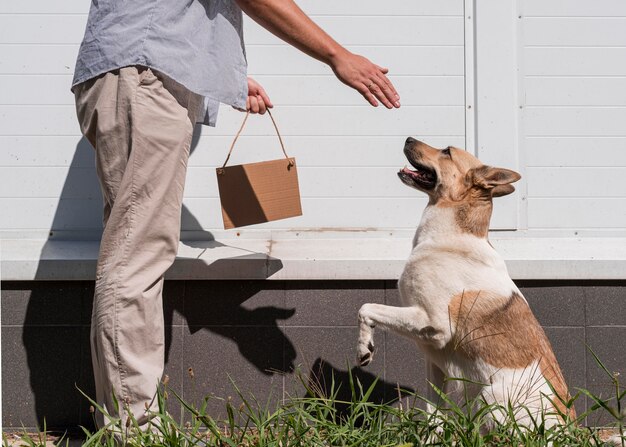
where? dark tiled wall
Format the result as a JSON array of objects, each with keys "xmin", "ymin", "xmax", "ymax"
[{"xmin": 2, "ymin": 280, "xmax": 625, "ymax": 431}]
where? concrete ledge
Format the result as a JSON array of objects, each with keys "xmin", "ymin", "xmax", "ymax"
[{"xmin": 2, "ymin": 233, "xmax": 626, "ymax": 280}]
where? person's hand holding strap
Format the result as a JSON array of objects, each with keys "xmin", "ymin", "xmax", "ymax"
[{"xmin": 246, "ymin": 77, "xmax": 273, "ymax": 114}]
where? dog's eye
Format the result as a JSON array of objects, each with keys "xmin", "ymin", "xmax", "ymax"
[{"xmin": 442, "ymin": 147, "xmax": 451, "ymax": 157}]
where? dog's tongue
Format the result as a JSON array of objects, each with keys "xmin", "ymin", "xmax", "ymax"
[
  {"xmin": 400, "ymin": 165, "xmax": 433, "ymax": 183},
  {"xmin": 401, "ymin": 166, "xmax": 422, "ymax": 177}
]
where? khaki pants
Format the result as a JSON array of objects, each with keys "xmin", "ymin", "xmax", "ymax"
[{"xmin": 74, "ymin": 66, "xmax": 201, "ymax": 428}]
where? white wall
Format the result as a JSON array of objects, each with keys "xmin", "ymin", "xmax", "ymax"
[
  {"xmin": 1, "ymin": 0, "xmax": 625, "ymax": 239},
  {"xmin": 520, "ymin": 0, "xmax": 626, "ymax": 232}
]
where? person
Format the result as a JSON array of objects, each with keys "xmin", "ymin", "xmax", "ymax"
[{"xmin": 72, "ymin": 0, "xmax": 400, "ymax": 429}]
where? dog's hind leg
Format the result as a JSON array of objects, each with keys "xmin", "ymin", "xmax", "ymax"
[
  {"xmin": 357, "ymin": 303, "xmax": 437, "ymax": 366},
  {"xmin": 426, "ymin": 360, "xmax": 446, "ymax": 406},
  {"xmin": 423, "ymin": 361, "xmax": 450, "ymax": 442}
]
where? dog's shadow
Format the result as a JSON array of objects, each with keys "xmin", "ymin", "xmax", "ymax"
[{"xmin": 298, "ymin": 358, "xmax": 415, "ymax": 424}]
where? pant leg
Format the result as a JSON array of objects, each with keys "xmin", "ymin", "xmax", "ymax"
[{"xmin": 74, "ymin": 66, "xmax": 200, "ymax": 428}]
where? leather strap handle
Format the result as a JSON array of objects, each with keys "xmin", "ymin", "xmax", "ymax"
[{"xmin": 219, "ymin": 109, "xmax": 293, "ymax": 172}]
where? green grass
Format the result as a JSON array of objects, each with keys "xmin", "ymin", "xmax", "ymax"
[{"xmin": 4, "ymin": 354, "xmax": 625, "ymax": 447}]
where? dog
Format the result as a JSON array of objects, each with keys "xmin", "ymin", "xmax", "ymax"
[{"xmin": 357, "ymin": 137, "xmax": 573, "ymax": 427}]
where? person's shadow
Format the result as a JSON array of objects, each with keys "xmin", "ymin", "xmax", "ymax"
[{"xmin": 19, "ymin": 124, "xmax": 295, "ymax": 430}]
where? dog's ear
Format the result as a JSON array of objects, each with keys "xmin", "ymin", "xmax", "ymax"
[
  {"xmin": 491, "ymin": 183, "xmax": 516, "ymax": 197},
  {"xmin": 470, "ymin": 166, "xmax": 521, "ymax": 197}
]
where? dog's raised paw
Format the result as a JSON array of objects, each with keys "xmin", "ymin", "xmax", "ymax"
[
  {"xmin": 357, "ymin": 341, "xmax": 374, "ymax": 366},
  {"xmin": 357, "ymin": 351, "xmax": 372, "ymax": 366}
]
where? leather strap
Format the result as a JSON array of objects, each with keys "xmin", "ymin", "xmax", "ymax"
[{"xmin": 220, "ymin": 109, "xmax": 293, "ymax": 171}]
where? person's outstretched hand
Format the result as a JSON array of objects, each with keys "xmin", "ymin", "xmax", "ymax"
[
  {"xmin": 330, "ymin": 49, "xmax": 400, "ymax": 109},
  {"xmin": 246, "ymin": 77, "xmax": 273, "ymax": 114},
  {"xmin": 235, "ymin": 0, "xmax": 400, "ymax": 110}
]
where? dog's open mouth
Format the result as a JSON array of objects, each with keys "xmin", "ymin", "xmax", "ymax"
[{"xmin": 398, "ymin": 163, "xmax": 437, "ymax": 190}]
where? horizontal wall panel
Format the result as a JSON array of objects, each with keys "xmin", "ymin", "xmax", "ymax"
[
  {"xmin": 0, "ymin": 15, "xmax": 464, "ymax": 47},
  {"xmin": 0, "ymin": 167, "xmax": 99, "ymax": 199},
  {"xmin": 0, "ymin": 15, "xmax": 86, "ymax": 44},
  {"xmin": 524, "ymin": 18, "xmax": 626, "ymax": 46},
  {"xmin": 528, "ymin": 198, "xmax": 626, "ymax": 229},
  {"xmin": 0, "ymin": 75, "xmax": 74, "ymax": 105},
  {"xmin": 190, "ymin": 136, "xmax": 465, "ymax": 168},
  {"xmin": 247, "ymin": 45, "xmax": 464, "ymax": 76},
  {"xmin": 523, "ymin": 0, "xmax": 626, "ymax": 17},
  {"xmin": 2, "ymin": 44, "xmax": 463, "ymax": 77},
  {"xmin": 2, "ymin": 166, "xmax": 423, "ymax": 199},
  {"xmin": 182, "ymin": 197, "xmax": 429, "ymax": 230},
  {"xmin": 524, "ymin": 48, "xmax": 626, "ymax": 76},
  {"xmin": 0, "ymin": 136, "xmax": 92, "ymax": 167},
  {"xmin": 0, "ymin": 135, "xmax": 466, "ymax": 168},
  {"xmin": 524, "ymin": 137, "xmax": 626, "ymax": 167},
  {"xmin": 0, "ymin": 74, "xmax": 463, "ymax": 107},
  {"xmin": 0, "ymin": 0, "xmax": 462, "ymax": 16},
  {"xmin": 0, "ymin": 106, "xmax": 80, "ymax": 136},
  {"xmin": 194, "ymin": 106, "xmax": 464, "ymax": 137},
  {"xmin": 527, "ymin": 168, "xmax": 626, "ymax": 198},
  {"xmin": 0, "ymin": 198, "xmax": 102, "ymax": 230},
  {"xmin": 296, "ymin": 0, "xmax": 463, "ymax": 16},
  {"xmin": 187, "ymin": 167, "xmax": 418, "ymax": 199},
  {"xmin": 0, "ymin": 1, "xmax": 88, "ymax": 13},
  {"xmin": 524, "ymin": 107, "xmax": 626, "ymax": 137},
  {"xmin": 0, "ymin": 105, "xmax": 463, "ymax": 137},
  {"xmin": 0, "ymin": 45, "xmax": 78, "ymax": 75},
  {"xmin": 0, "ymin": 0, "xmax": 462, "ymax": 15},
  {"xmin": 245, "ymin": 16, "xmax": 464, "ymax": 46},
  {"xmin": 224, "ymin": 75, "xmax": 463, "ymax": 107},
  {"xmin": 524, "ymin": 77, "xmax": 626, "ymax": 106},
  {"xmin": 1, "ymin": 197, "xmax": 430, "ymax": 230}
]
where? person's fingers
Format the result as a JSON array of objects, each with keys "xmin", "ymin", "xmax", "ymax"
[
  {"xmin": 359, "ymin": 71, "xmax": 400, "ymax": 109},
  {"xmin": 246, "ymin": 96, "xmax": 251, "ymax": 111},
  {"xmin": 375, "ymin": 72, "xmax": 400, "ymax": 107},
  {"xmin": 376, "ymin": 70, "xmax": 399, "ymax": 99},
  {"xmin": 256, "ymin": 86, "xmax": 273, "ymax": 108},
  {"xmin": 257, "ymin": 95, "xmax": 267, "ymax": 114},
  {"xmin": 368, "ymin": 78, "xmax": 393, "ymax": 109},
  {"xmin": 248, "ymin": 96, "xmax": 260, "ymax": 114},
  {"xmin": 358, "ymin": 83, "xmax": 379, "ymax": 107}
]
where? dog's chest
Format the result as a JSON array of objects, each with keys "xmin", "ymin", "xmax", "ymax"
[{"xmin": 398, "ymin": 235, "xmax": 515, "ymax": 310}]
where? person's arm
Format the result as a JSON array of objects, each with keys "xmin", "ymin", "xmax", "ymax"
[{"xmin": 235, "ymin": 0, "xmax": 400, "ymax": 109}]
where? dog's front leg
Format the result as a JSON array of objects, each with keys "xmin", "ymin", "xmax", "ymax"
[{"xmin": 357, "ymin": 303, "xmax": 439, "ymax": 366}]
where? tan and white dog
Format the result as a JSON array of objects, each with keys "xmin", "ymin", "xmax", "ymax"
[{"xmin": 357, "ymin": 138, "xmax": 573, "ymax": 426}]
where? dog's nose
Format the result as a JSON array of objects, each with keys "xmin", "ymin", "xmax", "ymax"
[{"xmin": 405, "ymin": 137, "xmax": 417, "ymax": 146}]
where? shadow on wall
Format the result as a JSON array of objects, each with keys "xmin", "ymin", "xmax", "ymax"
[
  {"xmin": 22, "ymin": 136, "xmax": 103, "ymax": 429},
  {"xmin": 17, "ymin": 127, "xmax": 407, "ymax": 431},
  {"xmin": 19, "ymin": 126, "xmax": 275, "ymax": 429}
]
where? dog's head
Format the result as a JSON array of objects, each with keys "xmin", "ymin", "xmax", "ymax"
[{"xmin": 398, "ymin": 137, "xmax": 521, "ymax": 203}]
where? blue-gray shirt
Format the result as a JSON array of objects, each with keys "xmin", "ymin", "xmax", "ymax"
[{"xmin": 72, "ymin": 0, "xmax": 248, "ymax": 126}]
